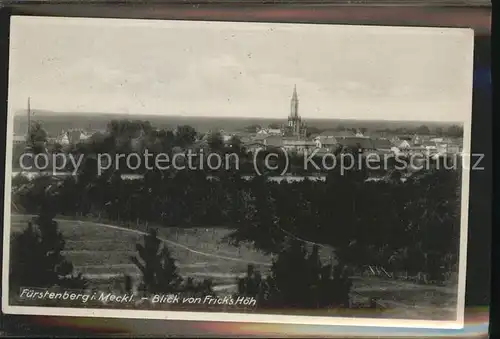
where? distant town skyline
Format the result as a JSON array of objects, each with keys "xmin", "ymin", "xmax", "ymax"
[{"xmin": 9, "ymin": 16, "xmax": 474, "ymax": 122}]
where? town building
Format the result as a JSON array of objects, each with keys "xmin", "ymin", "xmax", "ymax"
[
  {"xmin": 282, "ymin": 138, "xmax": 316, "ymax": 154},
  {"xmin": 445, "ymin": 143, "xmax": 462, "ymax": 154},
  {"xmin": 429, "ymin": 137, "xmax": 444, "ymax": 143},
  {"xmin": 314, "ymin": 136, "xmax": 338, "ymax": 152},
  {"xmin": 337, "ymin": 136, "xmax": 401, "ymax": 156},
  {"xmin": 221, "ymin": 134, "xmax": 233, "ymax": 144},
  {"xmin": 56, "ymin": 129, "xmax": 92, "ymax": 145},
  {"xmin": 397, "ymin": 140, "xmax": 412, "ymax": 150},
  {"xmin": 244, "ymin": 142, "xmax": 265, "ymax": 154},
  {"xmin": 391, "ymin": 134, "xmax": 421, "ymax": 147},
  {"xmin": 263, "ymin": 135, "xmax": 284, "ymax": 148},
  {"xmin": 371, "ymin": 138, "xmax": 394, "ymax": 154},
  {"xmin": 337, "ymin": 136, "xmax": 375, "ymax": 153},
  {"xmin": 13, "ymin": 134, "xmax": 26, "ymax": 145},
  {"xmin": 355, "ymin": 130, "xmax": 365, "ymax": 137},
  {"xmin": 257, "ymin": 128, "xmax": 282, "ymax": 136}
]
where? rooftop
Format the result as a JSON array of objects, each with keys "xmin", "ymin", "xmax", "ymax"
[
  {"xmin": 315, "ymin": 136, "xmax": 338, "ymax": 145},
  {"xmin": 337, "ymin": 136, "xmax": 374, "ymax": 150},
  {"xmin": 371, "ymin": 138, "xmax": 393, "ymax": 149}
]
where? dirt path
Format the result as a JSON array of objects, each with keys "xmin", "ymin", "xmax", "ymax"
[{"xmin": 10, "ymin": 214, "xmax": 271, "ymax": 267}]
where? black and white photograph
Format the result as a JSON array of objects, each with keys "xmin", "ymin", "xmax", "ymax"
[{"xmin": 3, "ymin": 16, "xmax": 474, "ymax": 327}]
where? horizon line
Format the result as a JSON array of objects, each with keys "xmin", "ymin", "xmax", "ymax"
[{"xmin": 12, "ymin": 109, "xmax": 463, "ymax": 125}]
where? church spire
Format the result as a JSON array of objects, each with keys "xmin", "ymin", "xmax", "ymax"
[
  {"xmin": 290, "ymin": 85, "xmax": 299, "ymax": 119},
  {"xmin": 286, "ymin": 85, "xmax": 306, "ymax": 138}
]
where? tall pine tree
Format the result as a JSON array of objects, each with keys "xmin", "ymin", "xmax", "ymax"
[
  {"xmin": 236, "ymin": 242, "xmax": 353, "ymax": 310},
  {"xmin": 10, "ymin": 203, "xmax": 87, "ymax": 292},
  {"xmin": 131, "ymin": 229, "xmax": 214, "ymax": 297},
  {"xmin": 130, "ymin": 229, "xmax": 182, "ymax": 294}
]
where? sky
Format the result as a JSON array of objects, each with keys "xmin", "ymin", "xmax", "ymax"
[{"xmin": 8, "ymin": 16, "xmax": 474, "ymax": 122}]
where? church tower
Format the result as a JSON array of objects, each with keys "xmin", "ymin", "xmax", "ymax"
[
  {"xmin": 290, "ymin": 85, "xmax": 299, "ymax": 119},
  {"xmin": 286, "ymin": 85, "xmax": 306, "ymax": 138}
]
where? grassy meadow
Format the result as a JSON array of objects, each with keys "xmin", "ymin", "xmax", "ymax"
[{"xmin": 9, "ymin": 214, "xmax": 457, "ymax": 319}]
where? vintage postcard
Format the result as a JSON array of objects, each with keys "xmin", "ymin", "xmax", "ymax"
[{"xmin": 2, "ymin": 16, "xmax": 474, "ymax": 328}]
